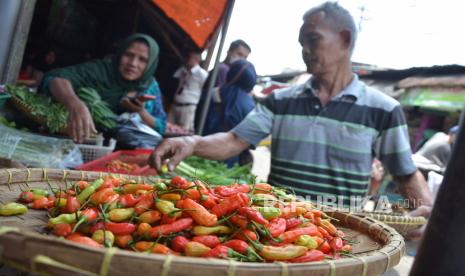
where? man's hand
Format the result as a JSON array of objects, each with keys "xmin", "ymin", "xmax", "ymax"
[
  {"xmin": 148, "ymin": 136, "xmax": 199, "ymax": 171},
  {"xmin": 67, "ymin": 100, "xmax": 96, "ymax": 143},
  {"xmin": 406, "ymin": 205, "xmax": 433, "ymax": 240},
  {"xmin": 120, "ymin": 96, "xmax": 144, "ymax": 113}
]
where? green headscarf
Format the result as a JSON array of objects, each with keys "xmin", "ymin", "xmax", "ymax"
[{"xmin": 40, "ymin": 33, "xmax": 160, "ymax": 111}]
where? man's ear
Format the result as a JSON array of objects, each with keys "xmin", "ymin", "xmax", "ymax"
[{"xmin": 339, "ymin": 29, "xmax": 352, "ymax": 51}]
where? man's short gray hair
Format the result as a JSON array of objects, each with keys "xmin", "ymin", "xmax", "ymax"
[{"xmin": 303, "ymin": 2, "xmax": 357, "ymax": 53}]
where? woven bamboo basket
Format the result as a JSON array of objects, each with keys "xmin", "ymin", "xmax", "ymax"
[
  {"xmin": 0, "ymin": 168, "xmax": 405, "ymax": 276},
  {"xmin": 348, "ymin": 212, "xmax": 426, "ymax": 236},
  {"xmin": 10, "ymin": 96, "xmax": 68, "ymax": 134}
]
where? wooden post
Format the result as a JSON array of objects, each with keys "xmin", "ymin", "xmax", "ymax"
[
  {"xmin": 196, "ymin": 0, "xmax": 236, "ymax": 135},
  {"xmin": 410, "ymin": 109, "xmax": 465, "ymax": 275},
  {"xmin": 0, "ymin": 0, "xmax": 36, "ymax": 84}
]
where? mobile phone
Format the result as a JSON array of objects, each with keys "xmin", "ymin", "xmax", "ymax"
[{"xmin": 136, "ymin": 94, "xmax": 156, "ymax": 102}]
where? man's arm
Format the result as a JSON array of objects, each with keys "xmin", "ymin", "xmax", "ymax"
[
  {"xmin": 394, "ymin": 170, "xmax": 434, "ymax": 208},
  {"xmin": 149, "ymin": 132, "xmax": 250, "ymax": 171}
]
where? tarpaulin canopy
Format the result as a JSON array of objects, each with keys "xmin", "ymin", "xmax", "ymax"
[
  {"xmin": 399, "ymin": 87, "xmax": 465, "ymax": 113},
  {"xmin": 151, "ymin": 0, "xmax": 228, "ymax": 49}
]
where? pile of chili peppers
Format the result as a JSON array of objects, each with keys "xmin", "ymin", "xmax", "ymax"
[
  {"xmin": 9, "ymin": 175, "xmax": 353, "ymax": 262},
  {"xmin": 106, "ymin": 160, "xmax": 141, "ymax": 174}
]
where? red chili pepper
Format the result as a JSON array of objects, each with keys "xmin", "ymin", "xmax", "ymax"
[
  {"xmin": 215, "ymin": 183, "xmax": 250, "ymax": 197},
  {"xmin": 318, "ymin": 219, "xmax": 337, "ymax": 235},
  {"xmin": 89, "ymin": 221, "xmax": 105, "ymax": 234},
  {"xmin": 104, "ymin": 222, "xmax": 136, "ymax": 235},
  {"xmin": 318, "ymin": 240, "xmax": 331, "ymax": 254},
  {"xmin": 134, "ymin": 241, "xmax": 172, "ymax": 254},
  {"xmin": 118, "ymin": 194, "xmax": 141, "ymax": 208},
  {"xmin": 65, "ymin": 196, "xmax": 80, "ymax": 213},
  {"xmin": 171, "ymin": 175, "xmax": 189, "ymax": 189},
  {"xmin": 238, "ymin": 207, "xmax": 268, "ymax": 225},
  {"xmin": 288, "ymin": 249, "xmax": 325, "ymax": 263},
  {"xmin": 134, "ymin": 193, "xmax": 154, "ymax": 214},
  {"xmin": 66, "ymin": 233, "xmax": 102, "ymax": 248},
  {"xmin": 115, "ymin": 234, "xmax": 133, "ymax": 249},
  {"xmin": 90, "ymin": 188, "xmax": 118, "ymax": 205},
  {"xmin": 229, "ymin": 215, "xmax": 248, "ymax": 229},
  {"xmin": 161, "ymin": 213, "xmax": 178, "ymax": 224},
  {"xmin": 18, "ymin": 191, "xmax": 34, "ymax": 203},
  {"xmin": 202, "ymin": 245, "xmax": 245, "ymax": 259},
  {"xmin": 31, "ymin": 196, "xmax": 54, "ymax": 209},
  {"xmin": 171, "ymin": 236, "xmax": 190, "ymax": 252},
  {"xmin": 330, "ymin": 237, "xmax": 343, "ymax": 252},
  {"xmin": 234, "ymin": 229, "xmax": 258, "ymax": 242},
  {"xmin": 76, "ymin": 181, "xmax": 90, "ymax": 190},
  {"xmin": 192, "ymin": 235, "xmax": 221, "ymax": 248},
  {"xmin": 200, "ymin": 194, "xmax": 217, "ymax": 209},
  {"xmin": 184, "ymin": 189, "xmax": 201, "ymax": 201},
  {"xmin": 121, "ymin": 184, "xmax": 152, "ymax": 194},
  {"xmin": 341, "ymin": 244, "xmax": 352, "ymax": 252},
  {"xmin": 137, "ymin": 222, "xmax": 152, "ymax": 236},
  {"xmin": 149, "ymin": 218, "xmax": 193, "ymax": 238},
  {"xmin": 318, "ymin": 226, "xmax": 332, "ymax": 240},
  {"xmin": 53, "ymin": 223, "xmax": 72, "ymax": 237},
  {"xmin": 182, "ymin": 198, "xmax": 217, "ymax": 226},
  {"xmin": 286, "ymin": 217, "xmax": 303, "ymax": 230},
  {"xmin": 211, "ymin": 193, "xmax": 250, "ymax": 218},
  {"xmin": 336, "ymin": 230, "xmax": 346, "ymax": 238},
  {"xmin": 222, "ymin": 239, "xmax": 249, "ymax": 254},
  {"xmin": 252, "ymin": 183, "xmax": 273, "ymax": 194},
  {"xmin": 138, "ymin": 210, "xmax": 161, "ymax": 224},
  {"xmin": 97, "ymin": 178, "xmax": 116, "ymax": 191},
  {"xmin": 268, "ymin": 218, "xmax": 287, "ymax": 238},
  {"xmin": 73, "ymin": 208, "xmax": 99, "ymax": 231},
  {"xmin": 279, "ymin": 225, "xmax": 319, "ymax": 244}
]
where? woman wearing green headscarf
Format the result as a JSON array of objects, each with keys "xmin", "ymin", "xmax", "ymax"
[{"xmin": 39, "ymin": 33, "xmax": 166, "ymax": 143}]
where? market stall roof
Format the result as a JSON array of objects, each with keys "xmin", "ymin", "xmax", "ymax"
[
  {"xmin": 151, "ymin": 0, "xmax": 228, "ymax": 49},
  {"xmin": 399, "ymin": 86, "xmax": 465, "ymax": 113}
]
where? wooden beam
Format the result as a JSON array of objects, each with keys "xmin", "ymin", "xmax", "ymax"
[{"xmin": 2, "ymin": 0, "xmax": 36, "ymax": 84}]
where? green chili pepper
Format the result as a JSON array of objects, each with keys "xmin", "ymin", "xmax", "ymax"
[
  {"xmin": 77, "ymin": 179, "xmax": 104, "ymax": 204},
  {"xmin": 0, "ymin": 202, "xmax": 28, "ymax": 216},
  {"xmin": 154, "ymin": 182, "xmax": 167, "ymax": 191},
  {"xmin": 155, "ymin": 199, "xmax": 182, "ymax": 217},
  {"xmin": 257, "ymin": 207, "xmax": 281, "ymax": 219},
  {"xmin": 31, "ymin": 189, "xmax": 49, "ymax": 199},
  {"xmin": 49, "ymin": 212, "xmax": 81, "ymax": 225},
  {"xmin": 109, "ymin": 208, "xmax": 135, "ymax": 222},
  {"xmin": 295, "ymin": 235, "xmax": 318, "ymax": 249},
  {"xmin": 192, "ymin": 225, "xmax": 232, "ymax": 235}
]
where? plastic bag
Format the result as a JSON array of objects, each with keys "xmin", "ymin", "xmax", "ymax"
[
  {"xmin": 115, "ymin": 113, "xmax": 162, "ymax": 149},
  {"xmin": 0, "ymin": 125, "xmax": 83, "ymax": 168}
]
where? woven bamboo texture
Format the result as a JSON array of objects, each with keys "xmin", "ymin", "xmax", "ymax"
[
  {"xmin": 0, "ymin": 168, "xmax": 405, "ymax": 276},
  {"xmin": 348, "ymin": 212, "xmax": 426, "ymax": 236},
  {"xmin": 11, "ymin": 96, "xmax": 68, "ymax": 134}
]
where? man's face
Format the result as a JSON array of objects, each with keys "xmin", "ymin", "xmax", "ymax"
[
  {"xmin": 186, "ymin": 53, "xmax": 201, "ymax": 69},
  {"xmin": 227, "ymin": 45, "xmax": 250, "ymax": 64},
  {"xmin": 299, "ymin": 12, "xmax": 349, "ymax": 76},
  {"xmin": 118, "ymin": 41, "xmax": 149, "ymax": 81}
]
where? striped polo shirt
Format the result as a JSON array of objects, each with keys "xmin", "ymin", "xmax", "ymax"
[{"xmin": 231, "ymin": 75, "xmax": 416, "ymax": 206}]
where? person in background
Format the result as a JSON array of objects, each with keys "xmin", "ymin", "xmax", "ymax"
[
  {"xmin": 195, "ymin": 40, "xmax": 251, "ymax": 132},
  {"xmin": 416, "ymin": 125, "xmax": 459, "ymax": 168},
  {"xmin": 168, "ymin": 50, "xmax": 208, "ymax": 132},
  {"xmin": 204, "ymin": 59, "xmax": 257, "ymax": 166},
  {"xmin": 39, "ymin": 33, "xmax": 166, "ymax": 143},
  {"xmin": 149, "ymin": 2, "xmax": 433, "ymax": 216}
]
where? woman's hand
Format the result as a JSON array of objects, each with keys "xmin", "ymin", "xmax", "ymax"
[
  {"xmin": 67, "ymin": 99, "xmax": 97, "ymax": 143},
  {"xmin": 120, "ymin": 94, "xmax": 144, "ymax": 113}
]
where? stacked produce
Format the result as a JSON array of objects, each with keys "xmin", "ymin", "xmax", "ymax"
[
  {"xmin": 2, "ymin": 175, "xmax": 353, "ymax": 262},
  {"xmin": 6, "ymin": 85, "xmax": 117, "ymax": 133}
]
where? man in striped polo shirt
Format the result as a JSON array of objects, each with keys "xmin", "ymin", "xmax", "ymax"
[{"xmin": 150, "ymin": 2, "xmax": 433, "ymax": 211}]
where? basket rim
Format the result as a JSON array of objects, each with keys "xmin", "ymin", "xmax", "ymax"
[{"xmin": 0, "ymin": 168, "xmax": 405, "ymax": 275}]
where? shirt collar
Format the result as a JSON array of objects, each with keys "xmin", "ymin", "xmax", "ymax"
[{"xmin": 304, "ymin": 74, "xmax": 363, "ymax": 100}]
